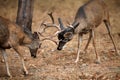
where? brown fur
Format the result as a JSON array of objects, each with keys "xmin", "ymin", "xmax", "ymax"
[
  {"xmin": 0, "ymin": 16, "xmax": 40, "ymax": 77},
  {"xmin": 57, "ymin": 0, "xmax": 118, "ymax": 63},
  {"xmin": 73, "ymin": 0, "xmax": 108, "ymax": 34}
]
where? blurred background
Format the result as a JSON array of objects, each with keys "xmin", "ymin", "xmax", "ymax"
[
  {"xmin": 0, "ymin": 0, "xmax": 120, "ymax": 79},
  {"xmin": 0, "ymin": 0, "xmax": 120, "ymax": 33}
]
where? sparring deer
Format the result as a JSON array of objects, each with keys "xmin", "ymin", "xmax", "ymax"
[
  {"xmin": 0, "ymin": 16, "xmax": 41, "ymax": 77},
  {"xmin": 57, "ymin": 0, "xmax": 119, "ymax": 63}
]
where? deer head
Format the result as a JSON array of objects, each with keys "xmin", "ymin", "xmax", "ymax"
[
  {"xmin": 57, "ymin": 18, "xmax": 79, "ymax": 50},
  {"xmin": 27, "ymin": 32, "xmax": 41, "ymax": 58}
]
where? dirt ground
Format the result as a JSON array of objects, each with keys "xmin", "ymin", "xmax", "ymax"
[
  {"xmin": 0, "ymin": 30, "xmax": 120, "ymax": 80},
  {"xmin": 0, "ymin": 0, "xmax": 120, "ymax": 80}
]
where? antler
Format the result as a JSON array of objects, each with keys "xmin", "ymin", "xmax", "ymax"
[
  {"xmin": 38, "ymin": 12, "xmax": 60, "ymax": 45},
  {"xmin": 40, "ymin": 12, "xmax": 60, "ymax": 34},
  {"xmin": 48, "ymin": 12, "xmax": 54, "ymax": 24}
]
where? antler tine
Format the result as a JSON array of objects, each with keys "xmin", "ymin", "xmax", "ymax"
[
  {"xmin": 47, "ymin": 12, "xmax": 60, "ymax": 30},
  {"xmin": 38, "ymin": 12, "xmax": 61, "ymax": 45},
  {"xmin": 48, "ymin": 12, "xmax": 54, "ymax": 24},
  {"xmin": 39, "ymin": 18, "xmax": 48, "ymax": 34},
  {"xmin": 58, "ymin": 18, "xmax": 65, "ymax": 30},
  {"xmin": 40, "ymin": 12, "xmax": 60, "ymax": 31}
]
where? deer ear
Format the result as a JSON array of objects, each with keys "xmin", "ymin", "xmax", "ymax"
[
  {"xmin": 64, "ymin": 32, "xmax": 73, "ymax": 38},
  {"xmin": 72, "ymin": 22, "xmax": 79, "ymax": 29},
  {"xmin": 58, "ymin": 18, "xmax": 65, "ymax": 30},
  {"xmin": 33, "ymin": 32, "xmax": 39, "ymax": 39}
]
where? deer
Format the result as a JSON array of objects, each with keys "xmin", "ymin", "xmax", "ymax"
[
  {"xmin": 57, "ymin": 0, "xmax": 119, "ymax": 63},
  {"xmin": 42, "ymin": 0, "xmax": 119, "ymax": 63},
  {"xmin": 0, "ymin": 16, "xmax": 41, "ymax": 78}
]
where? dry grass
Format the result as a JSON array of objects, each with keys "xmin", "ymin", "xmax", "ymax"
[{"xmin": 0, "ymin": 0, "xmax": 120, "ymax": 80}]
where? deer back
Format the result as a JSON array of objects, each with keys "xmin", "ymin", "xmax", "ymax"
[
  {"xmin": 74, "ymin": 0, "xmax": 108, "ymax": 34},
  {"xmin": 0, "ymin": 17, "xmax": 9, "ymax": 45}
]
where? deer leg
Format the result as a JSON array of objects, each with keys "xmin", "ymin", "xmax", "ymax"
[
  {"xmin": 84, "ymin": 30, "xmax": 92, "ymax": 53},
  {"xmin": 104, "ymin": 20, "xmax": 119, "ymax": 55},
  {"xmin": 12, "ymin": 46, "xmax": 28, "ymax": 75},
  {"xmin": 75, "ymin": 34, "xmax": 83, "ymax": 63},
  {"xmin": 1, "ymin": 49, "xmax": 12, "ymax": 78},
  {"xmin": 1, "ymin": 55, "xmax": 5, "ymax": 63},
  {"xmin": 91, "ymin": 29, "xmax": 100, "ymax": 63}
]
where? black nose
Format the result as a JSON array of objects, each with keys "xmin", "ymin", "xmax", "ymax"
[
  {"xmin": 57, "ymin": 47, "xmax": 62, "ymax": 50},
  {"xmin": 31, "ymin": 55, "xmax": 36, "ymax": 58}
]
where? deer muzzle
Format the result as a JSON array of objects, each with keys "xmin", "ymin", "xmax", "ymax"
[
  {"xmin": 57, "ymin": 41, "xmax": 66, "ymax": 50},
  {"xmin": 29, "ymin": 48, "xmax": 37, "ymax": 58}
]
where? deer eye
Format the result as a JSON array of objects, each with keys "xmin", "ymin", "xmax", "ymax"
[{"xmin": 61, "ymin": 38, "xmax": 70, "ymax": 42}]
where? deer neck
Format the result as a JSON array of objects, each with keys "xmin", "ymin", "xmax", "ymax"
[
  {"xmin": 71, "ymin": 21, "xmax": 80, "ymax": 34},
  {"xmin": 23, "ymin": 27, "xmax": 33, "ymax": 40}
]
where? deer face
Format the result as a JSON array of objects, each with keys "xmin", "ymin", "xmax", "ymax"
[
  {"xmin": 29, "ymin": 32, "xmax": 41, "ymax": 58},
  {"xmin": 57, "ymin": 28, "xmax": 74, "ymax": 50},
  {"xmin": 57, "ymin": 18, "xmax": 79, "ymax": 50}
]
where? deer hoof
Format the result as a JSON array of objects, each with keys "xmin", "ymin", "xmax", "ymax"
[
  {"xmin": 23, "ymin": 70, "xmax": 29, "ymax": 76},
  {"xmin": 6, "ymin": 71, "xmax": 12, "ymax": 78},
  {"xmin": 7, "ymin": 74, "xmax": 12, "ymax": 79}
]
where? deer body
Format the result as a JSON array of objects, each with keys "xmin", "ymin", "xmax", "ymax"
[
  {"xmin": 57, "ymin": 0, "xmax": 118, "ymax": 63},
  {"xmin": 73, "ymin": 0, "xmax": 107, "ymax": 34},
  {"xmin": 0, "ymin": 16, "xmax": 40, "ymax": 77},
  {"xmin": 0, "ymin": 17, "xmax": 30, "ymax": 48}
]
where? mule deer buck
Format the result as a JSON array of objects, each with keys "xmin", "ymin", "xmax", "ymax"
[
  {"xmin": 0, "ymin": 16, "xmax": 41, "ymax": 77},
  {"xmin": 56, "ymin": 0, "xmax": 119, "ymax": 63}
]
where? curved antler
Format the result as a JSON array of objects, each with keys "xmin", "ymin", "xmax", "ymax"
[
  {"xmin": 40, "ymin": 12, "xmax": 60, "ymax": 34},
  {"xmin": 38, "ymin": 12, "xmax": 60, "ymax": 45}
]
